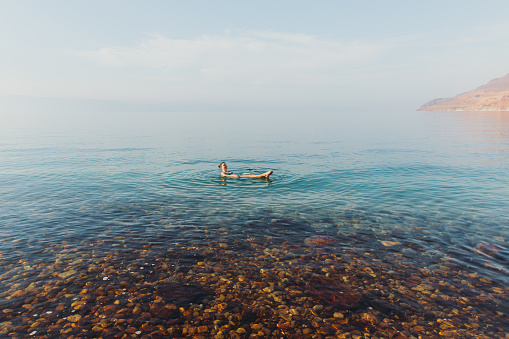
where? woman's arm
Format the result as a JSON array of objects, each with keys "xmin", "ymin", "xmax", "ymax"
[{"xmin": 221, "ymin": 172, "xmax": 240, "ymax": 178}]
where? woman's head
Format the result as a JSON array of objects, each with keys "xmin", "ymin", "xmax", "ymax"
[{"xmin": 218, "ymin": 162, "xmax": 227, "ymax": 171}]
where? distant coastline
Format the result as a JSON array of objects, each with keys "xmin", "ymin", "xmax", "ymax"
[{"xmin": 418, "ymin": 73, "xmax": 509, "ymax": 111}]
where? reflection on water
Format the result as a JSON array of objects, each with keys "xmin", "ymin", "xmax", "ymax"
[
  {"xmin": 0, "ymin": 110, "xmax": 508, "ymax": 337},
  {"xmin": 426, "ymin": 111, "xmax": 509, "ymax": 153}
]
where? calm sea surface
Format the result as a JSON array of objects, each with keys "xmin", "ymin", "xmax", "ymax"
[{"xmin": 0, "ymin": 110, "xmax": 508, "ymax": 337}]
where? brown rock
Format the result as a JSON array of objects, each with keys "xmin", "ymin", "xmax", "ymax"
[
  {"xmin": 306, "ymin": 275, "xmax": 362, "ymax": 309},
  {"xmin": 141, "ymin": 323, "xmax": 154, "ymax": 333},
  {"xmin": 58, "ymin": 269, "xmax": 77, "ymax": 278},
  {"xmin": 304, "ymin": 236, "xmax": 336, "ymax": 245},
  {"xmin": 102, "ymin": 305, "xmax": 116, "ymax": 313},
  {"xmin": 277, "ymin": 322, "xmax": 291, "ymax": 329},
  {"xmin": 150, "ymin": 305, "xmax": 179, "ymax": 318},
  {"xmin": 155, "ymin": 282, "xmax": 208, "ymax": 306},
  {"xmin": 140, "ymin": 311, "xmax": 152, "ymax": 318},
  {"xmin": 475, "ymin": 243, "xmax": 500, "ymax": 256},
  {"xmin": 125, "ymin": 326, "xmax": 138, "ymax": 334},
  {"xmin": 251, "ymin": 323, "xmax": 263, "ymax": 331},
  {"xmin": 360, "ymin": 312, "xmax": 379, "ymax": 325},
  {"xmin": 66, "ymin": 314, "xmax": 82, "ymax": 323},
  {"xmin": 10, "ymin": 290, "xmax": 29, "ymax": 299}
]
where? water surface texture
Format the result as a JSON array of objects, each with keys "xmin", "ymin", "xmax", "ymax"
[{"xmin": 0, "ymin": 110, "xmax": 508, "ymax": 338}]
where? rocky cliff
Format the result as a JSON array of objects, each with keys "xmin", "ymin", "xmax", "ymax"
[{"xmin": 418, "ymin": 73, "xmax": 509, "ymax": 111}]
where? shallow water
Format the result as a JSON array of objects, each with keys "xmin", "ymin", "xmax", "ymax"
[{"xmin": 0, "ymin": 110, "xmax": 508, "ymax": 337}]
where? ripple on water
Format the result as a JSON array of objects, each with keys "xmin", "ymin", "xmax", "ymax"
[{"xmin": 0, "ymin": 120, "xmax": 508, "ymax": 333}]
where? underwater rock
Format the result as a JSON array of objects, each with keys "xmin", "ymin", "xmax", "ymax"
[
  {"xmin": 306, "ymin": 275, "xmax": 362, "ymax": 309},
  {"xmin": 474, "ymin": 243, "xmax": 500, "ymax": 257},
  {"xmin": 304, "ymin": 236, "xmax": 336, "ymax": 245},
  {"xmin": 380, "ymin": 241, "xmax": 401, "ymax": 247},
  {"xmin": 58, "ymin": 269, "xmax": 77, "ymax": 278},
  {"xmin": 149, "ymin": 304, "xmax": 179, "ymax": 318},
  {"xmin": 240, "ymin": 306, "xmax": 272, "ymax": 322},
  {"xmin": 155, "ymin": 283, "xmax": 208, "ymax": 307},
  {"xmin": 66, "ymin": 314, "xmax": 82, "ymax": 323}
]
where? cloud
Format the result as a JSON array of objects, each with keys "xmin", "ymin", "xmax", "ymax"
[
  {"xmin": 72, "ymin": 31, "xmax": 396, "ymax": 86},
  {"xmin": 454, "ymin": 23, "xmax": 509, "ymax": 45}
]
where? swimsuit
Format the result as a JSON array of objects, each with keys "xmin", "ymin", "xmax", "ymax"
[{"xmin": 224, "ymin": 171, "xmax": 233, "ymax": 175}]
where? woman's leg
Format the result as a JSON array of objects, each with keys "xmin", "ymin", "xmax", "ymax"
[{"xmin": 242, "ymin": 171, "xmax": 273, "ymax": 178}]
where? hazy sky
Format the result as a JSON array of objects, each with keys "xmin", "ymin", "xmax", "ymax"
[{"xmin": 1, "ymin": 0, "xmax": 508, "ymax": 111}]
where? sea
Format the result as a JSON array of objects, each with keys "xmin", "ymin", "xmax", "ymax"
[{"xmin": 0, "ymin": 110, "xmax": 508, "ymax": 338}]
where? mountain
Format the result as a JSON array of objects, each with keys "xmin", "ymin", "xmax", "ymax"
[{"xmin": 418, "ymin": 73, "xmax": 509, "ymax": 111}]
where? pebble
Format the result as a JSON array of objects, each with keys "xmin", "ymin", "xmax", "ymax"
[
  {"xmin": 380, "ymin": 241, "xmax": 401, "ymax": 247},
  {"xmin": 1, "ymin": 227, "xmax": 506, "ymax": 339},
  {"xmin": 66, "ymin": 314, "xmax": 81, "ymax": 323},
  {"xmin": 58, "ymin": 269, "xmax": 77, "ymax": 278},
  {"xmin": 251, "ymin": 323, "xmax": 263, "ymax": 330},
  {"xmin": 313, "ymin": 304, "xmax": 324, "ymax": 312}
]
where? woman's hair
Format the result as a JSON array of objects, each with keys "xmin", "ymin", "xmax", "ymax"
[{"xmin": 218, "ymin": 162, "xmax": 226, "ymax": 168}]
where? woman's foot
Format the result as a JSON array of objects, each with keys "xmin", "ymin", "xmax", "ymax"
[{"xmin": 263, "ymin": 170, "xmax": 273, "ymax": 178}]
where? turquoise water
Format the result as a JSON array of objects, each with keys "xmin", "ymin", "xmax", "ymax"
[
  {"xmin": 0, "ymin": 110, "xmax": 508, "ymax": 336},
  {"xmin": 1, "ymin": 110, "xmax": 508, "ymax": 278}
]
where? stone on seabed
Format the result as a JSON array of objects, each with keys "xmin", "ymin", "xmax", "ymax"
[
  {"xmin": 66, "ymin": 314, "xmax": 81, "ymax": 323},
  {"xmin": 2, "ymin": 226, "xmax": 508, "ymax": 339}
]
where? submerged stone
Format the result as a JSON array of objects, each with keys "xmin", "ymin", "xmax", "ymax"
[
  {"xmin": 306, "ymin": 275, "xmax": 362, "ymax": 309},
  {"xmin": 155, "ymin": 283, "xmax": 208, "ymax": 307},
  {"xmin": 58, "ymin": 269, "xmax": 77, "ymax": 278},
  {"xmin": 380, "ymin": 241, "xmax": 401, "ymax": 247},
  {"xmin": 304, "ymin": 236, "xmax": 336, "ymax": 245},
  {"xmin": 66, "ymin": 314, "xmax": 81, "ymax": 323},
  {"xmin": 474, "ymin": 243, "xmax": 499, "ymax": 257}
]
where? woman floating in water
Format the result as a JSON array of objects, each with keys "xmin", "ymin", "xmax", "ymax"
[{"xmin": 218, "ymin": 162, "xmax": 273, "ymax": 179}]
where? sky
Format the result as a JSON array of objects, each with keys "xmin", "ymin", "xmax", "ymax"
[{"xmin": 1, "ymin": 0, "xmax": 509, "ymax": 112}]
